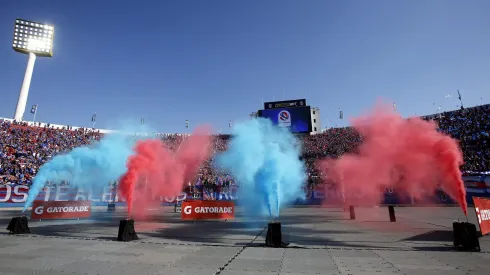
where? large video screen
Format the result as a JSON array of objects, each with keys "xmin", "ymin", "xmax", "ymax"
[{"xmin": 258, "ymin": 106, "xmax": 312, "ymax": 133}]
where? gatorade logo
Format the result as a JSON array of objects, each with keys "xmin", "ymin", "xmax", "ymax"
[
  {"xmin": 476, "ymin": 207, "xmax": 490, "ymax": 224},
  {"xmin": 183, "ymin": 205, "xmax": 192, "ymax": 215},
  {"xmin": 474, "ymin": 197, "xmax": 490, "ymax": 235},
  {"xmin": 34, "ymin": 206, "xmax": 44, "ymax": 215},
  {"xmin": 277, "ymin": 110, "xmax": 291, "ymax": 128},
  {"xmin": 181, "ymin": 201, "xmax": 235, "ymax": 220},
  {"xmin": 31, "ymin": 201, "xmax": 92, "ymax": 220},
  {"xmin": 476, "ymin": 207, "xmax": 481, "ymax": 224}
]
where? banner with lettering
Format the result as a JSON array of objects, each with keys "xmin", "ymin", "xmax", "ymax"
[
  {"xmin": 31, "ymin": 200, "xmax": 91, "ymax": 219},
  {"xmin": 0, "ymin": 185, "xmax": 188, "ymax": 206},
  {"xmin": 1, "ymin": 180, "xmax": 490, "ymax": 208},
  {"xmin": 181, "ymin": 200, "xmax": 235, "ymax": 220},
  {"xmin": 473, "ymin": 197, "xmax": 490, "ymax": 235}
]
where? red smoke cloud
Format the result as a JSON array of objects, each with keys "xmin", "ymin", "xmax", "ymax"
[
  {"xmin": 317, "ymin": 104, "xmax": 467, "ymax": 216},
  {"xmin": 118, "ymin": 126, "xmax": 211, "ymax": 218}
]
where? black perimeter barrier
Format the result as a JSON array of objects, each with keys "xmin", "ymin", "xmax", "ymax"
[
  {"xmin": 453, "ymin": 221, "xmax": 480, "ymax": 251},
  {"xmin": 7, "ymin": 216, "xmax": 30, "ymax": 234},
  {"xmin": 107, "ymin": 203, "xmax": 116, "ymax": 212},
  {"xmin": 117, "ymin": 219, "xmax": 139, "ymax": 242},
  {"xmin": 388, "ymin": 206, "xmax": 396, "ymax": 222},
  {"xmin": 349, "ymin": 206, "xmax": 356, "ymax": 220}
]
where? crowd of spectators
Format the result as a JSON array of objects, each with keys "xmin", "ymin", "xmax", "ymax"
[
  {"xmin": 424, "ymin": 105, "xmax": 490, "ymax": 172},
  {"xmin": 1, "ymin": 104, "xmax": 489, "ymax": 188},
  {"xmin": 0, "ymin": 120, "xmax": 100, "ymax": 186}
]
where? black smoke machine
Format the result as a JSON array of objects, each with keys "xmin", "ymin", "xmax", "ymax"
[
  {"xmin": 7, "ymin": 216, "xmax": 30, "ymax": 234},
  {"xmin": 117, "ymin": 217, "xmax": 139, "ymax": 242},
  {"xmin": 453, "ymin": 221, "xmax": 480, "ymax": 251},
  {"xmin": 266, "ymin": 219, "xmax": 285, "ymax": 247}
]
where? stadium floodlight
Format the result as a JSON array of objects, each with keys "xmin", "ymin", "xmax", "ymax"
[{"xmin": 12, "ymin": 18, "xmax": 55, "ymax": 121}]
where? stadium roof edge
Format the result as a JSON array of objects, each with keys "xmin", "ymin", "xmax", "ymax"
[
  {"xmin": 0, "ymin": 117, "xmax": 115, "ymax": 134},
  {"xmin": 1, "ymin": 103, "xmax": 488, "ymax": 135},
  {"xmin": 0, "ymin": 117, "xmax": 215, "ymax": 137}
]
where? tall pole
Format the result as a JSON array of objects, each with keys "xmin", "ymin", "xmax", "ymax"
[
  {"xmin": 140, "ymin": 118, "xmax": 144, "ymax": 137},
  {"xmin": 33, "ymin": 106, "xmax": 37, "ymax": 123},
  {"xmin": 457, "ymin": 90, "xmax": 464, "ymax": 109},
  {"xmin": 14, "ymin": 52, "xmax": 37, "ymax": 121},
  {"xmin": 91, "ymin": 113, "xmax": 96, "ymax": 128}
]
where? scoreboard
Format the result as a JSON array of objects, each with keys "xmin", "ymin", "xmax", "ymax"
[{"xmin": 259, "ymin": 99, "xmax": 312, "ymax": 134}]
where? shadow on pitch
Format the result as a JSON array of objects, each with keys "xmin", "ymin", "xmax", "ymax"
[
  {"xmin": 139, "ymin": 214, "xmax": 405, "ymax": 251},
  {"xmin": 4, "ymin": 210, "xmax": 371, "ymax": 248},
  {"xmin": 3, "ymin": 209, "xmax": 468, "ymax": 252},
  {"xmin": 402, "ymin": 230, "xmax": 483, "ymax": 242}
]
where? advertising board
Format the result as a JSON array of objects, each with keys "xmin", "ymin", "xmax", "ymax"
[
  {"xmin": 181, "ymin": 200, "xmax": 235, "ymax": 220},
  {"xmin": 1, "ymin": 178, "xmax": 489, "ymax": 209},
  {"xmin": 31, "ymin": 200, "xmax": 92, "ymax": 220},
  {"xmin": 473, "ymin": 197, "xmax": 490, "ymax": 235},
  {"xmin": 0, "ymin": 185, "xmax": 188, "ymax": 206}
]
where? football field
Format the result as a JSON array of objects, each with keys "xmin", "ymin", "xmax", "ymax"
[{"xmin": 0, "ymin": 206, "xmax": 489, "ymax": 275}]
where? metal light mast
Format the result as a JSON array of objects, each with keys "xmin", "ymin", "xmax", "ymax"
[{"xmin": 12, "ymin": 18, "xmax": 55, "ymax": 121}]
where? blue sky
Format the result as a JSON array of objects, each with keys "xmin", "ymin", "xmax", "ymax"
[{"xmin": 0, "ymin": 0, "xmax": 489, "ymax": 133}]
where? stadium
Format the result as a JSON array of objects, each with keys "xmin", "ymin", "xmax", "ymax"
[
  {"xmin": 1, "ymin": 101, "xmax": 490, "ymax": 207},
  {"xmin": 2, "ymin": 98, "xmax": 490, "ymax": 274},
  {"xmin": 2, "ymin": 4, "xmax": 490, "ymax": 275}
]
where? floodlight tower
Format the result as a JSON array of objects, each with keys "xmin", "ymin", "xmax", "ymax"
[{"xmin": 12, "ymin": 18, "xmax": 54, "ymax": 121}]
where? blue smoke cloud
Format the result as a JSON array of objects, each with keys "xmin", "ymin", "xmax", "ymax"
[
  {"xmin": 215, "ymin": 118, "xmax": 306, "ymax": 218},
  {"xmin": 23, "ymin": 129, "xmax": 145, "ymax": 211}
]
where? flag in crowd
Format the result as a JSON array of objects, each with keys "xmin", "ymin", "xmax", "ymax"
[
  {"xmin": 30, "ymin": 104, "xmax": 38, "ymax": 114},
  {"xmin": 339, "ymin": 111, "xmax": 343, "ymax": 119},
  {"xmin": 185, "ymin": 120, "xmax": 189, "ymax": 128},
  {"xmin": 91, "ymin": 113, "xmax": 96, "ymax": 122},
  {"xmin": 229, "ymin": 120, "xmax": 232, "ymax": 128},
  {"xmin": 458, "ymin": 90, "xmax": 462, "ymax": 100}
]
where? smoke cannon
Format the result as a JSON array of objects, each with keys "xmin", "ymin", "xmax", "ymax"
[
  {"xmin": 118, "ymin": 126, "xmax": 211, "ymax": 218},
  {"xmin": 117, "ymin": 218, "xmax": 138, "ymax": 242},
  {"xmin": 215, "ymin": 118, "xmax": 306, "ymax": 220},
  {"xmin": 453, "ymin": 221, "xmax": 480, "ymax": 251},
  {"xmin": 318, "ymin": 104, "xmax": 467, "ymax": 215},
  {"xmin": 7, "ymin": 216, "xmax": 30, "ymax": 234},
  {"xmin": 265, "ymin": 219, "xmax": 289, "ymax": 248}
]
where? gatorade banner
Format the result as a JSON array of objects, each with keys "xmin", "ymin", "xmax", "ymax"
[
  {"xmin": 181, "ymin": 200, "xmax": 234, "ymax": 220},
  {"xmin": 31, "ymin": 200, "xmax": 92, "ymax": 220},
  {"xmin": 473, "ymin": 197, "xmax": 490, "ymax": 235}
]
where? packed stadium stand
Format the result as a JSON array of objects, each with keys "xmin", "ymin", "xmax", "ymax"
[{"xmin": 1, "ymin": 104, "xmax": 489, "ymax": 187}]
